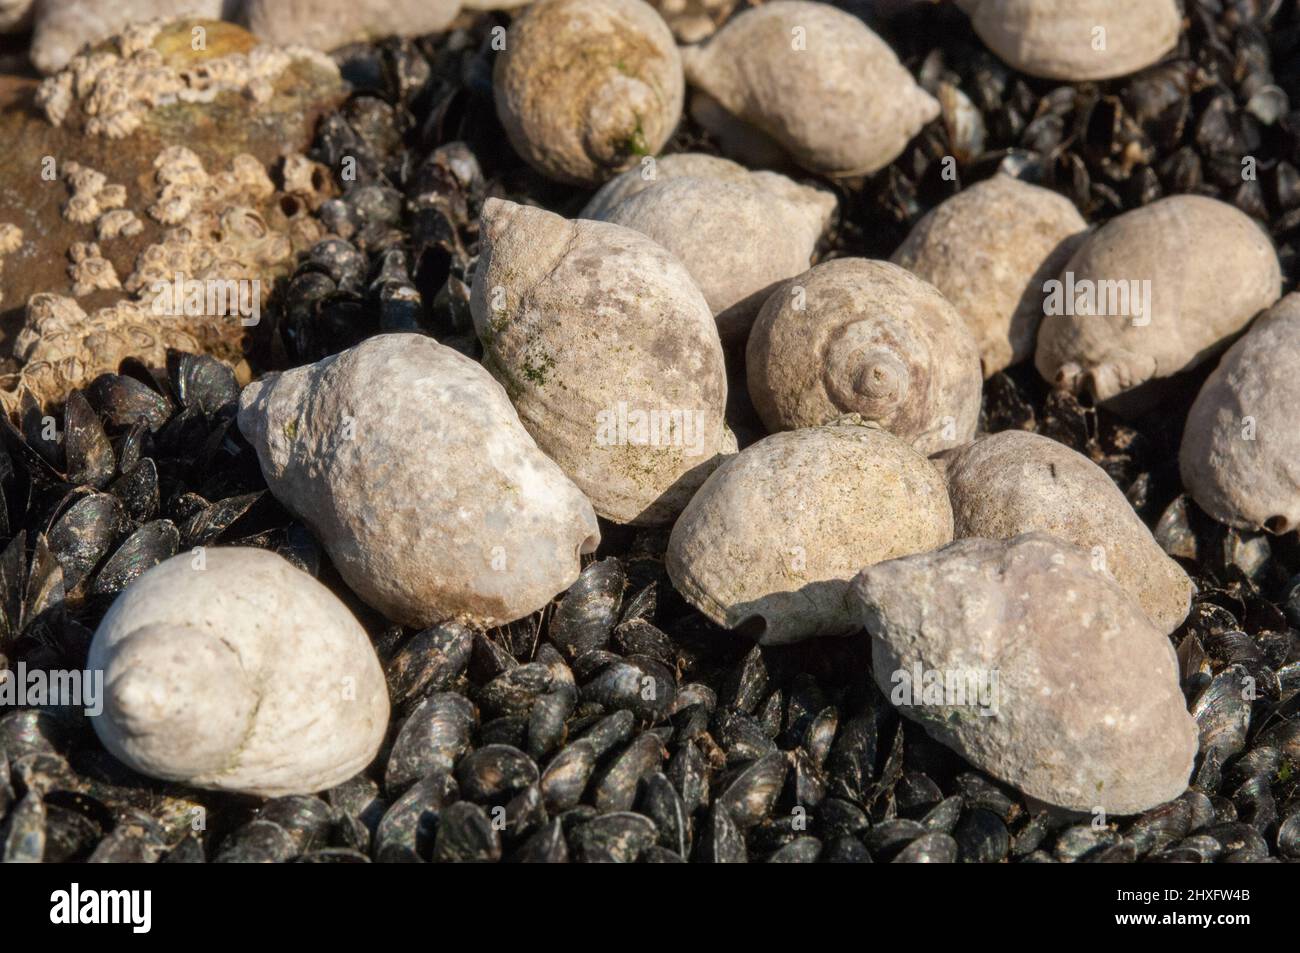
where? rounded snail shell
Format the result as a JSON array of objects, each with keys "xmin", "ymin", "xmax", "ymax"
[
  {"xmin": 493, "ymin": 0, "xmax": 685, "ymax": 186},
  {"xmin": 667, "ymin": 418, "xmax": 954, "ymax": 645},
  {"xmin": 679, "ymin": 1, "xmax": 939, "ymax": 177},
  {"xmin": 88, "ymin": 547, "xmax": 389, "ymax": 796},
  {"xmin": 746, "ymin": 258, "xmax": 981, "ymax": 454}
]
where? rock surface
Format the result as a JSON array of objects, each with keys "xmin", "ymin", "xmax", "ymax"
[
  {"xmin": 937, "ymin": 430, "xmax": 1194, "ymax": 633},
  {"xmin": 667, "ymin": 417, "xmax": 954, "ymax": 645},
  {"xmin": 30, "ymin": 0, "xmax": 230, "ymax": 73},
  {"xmin": 243, "ymin": 0, "xmax": 460, "ymax": 53},
  {"xmin": 1180, "ymin": 293, "xmax": 1300, "ymax": 533},
  {"xmin": 891, "ymin": 174, "xmax": 1087, "ymax": 377},
  {"xmin": 851, "ymin": 533, "xmax": 1199, "ymax": 815},
  {"xmin": 238, "ymin": 333, "xmax": 601, "ymax": 628},
  {"xmin": 88, "ymin": 546, "xmax": 390, "ymax": 797}
]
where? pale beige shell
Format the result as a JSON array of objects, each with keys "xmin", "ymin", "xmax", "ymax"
[
  {"xmin": 493, "ymin": 0, "xmax": 685, "ymax": 186},
  {"xmin": 470, "ymin": 198, "xmax": 729, "ymax": 525},
  {"xmin": 936, "ymin": 430, "xmax": 1194, "ymax": 633},
  {"xmin": 666, "ymin": 418, "xmax": 954, "ymax": 645},
  {"xmin": 581, "ymin": 160, "xmax": 836, "ymax": 345},
  {"xmin": 961, "ymin": 0, "xmax": 1182, "ymax": 81},
  {"xmin": 1035, "ymin": 195, "xmax": 1282, "ymax": 415},
  {"xmin": 88, "ymin": 548, "xmax": 389, "ymax": 796},
  {"xmin": 1180, "ymin": 294, "xmax": 1300, "ymax": 534},
  {"xmin": 680, "ymin": 1, "xmax": 939, "ymax": 177},
  {"xmin": 891, "ymin": 174, "xmax": 1088, "ymax": 377},
  {"xmin": 746, "ymin": 258, "xmax": 982, "ymax": 454}
]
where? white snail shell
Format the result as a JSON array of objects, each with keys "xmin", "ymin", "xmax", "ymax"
[
  {"xmin": 89, "ymin": 547, "xmax": 389, "ymax": 796},
  {"xmin": 936, "ymin": 429, "xmax": 1194, "ymax": 633},
  {"xmin": 891, "ymin": 174, "xmax": 1088, "ymax": 377},
  {"xmin": 493, "ymin": 0, "xmax": 685, "ymax": 186},
  {"xmin": 1034, "ymin": 195, "xmax": 1282, "ymax": 415},
  {"xmin": 1180, "ymin": 293, "xmax": 1300, "ymax": 534},
  {"xmin": 960, "ymin": 0, "xmax": 1182, "ymax": 82},
  {"xmin": 471, "ymin": 198, "xmax": 729, "ymax": 525},
  {"xmin": 238, "ymin": 333, "xmax": 600, "ymax": 628},
  {"xmin": 667, "ymin": 418, "xmax": 954, "ymax": 645},
  {"xmin": 680, "ymin": 1, "xmax": 939, "ymax": 177},
  {"xmin": 746, "ymin": 258, "xmax": 982, "ymax": 454},
  {"xmin": 581, "ymin": 155, "xmax": 836, "ymax": 345}
]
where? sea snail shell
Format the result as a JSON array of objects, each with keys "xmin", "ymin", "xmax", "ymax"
[
  {"xmin": 746, "ymin": 258, "xmax": 982, "ymax": 454},
  {"xmin": 667, "ymin": 418, "xmax": 954, "ymax": 645},
  {"xmin": 471, "ymin": 198, "xmax": 729, "ymax": 525},
  {"xmin": 238, "ymin": 333, "xmax": 600, "ymax": 628},
  {"xmin": 891, "ymin": 174, "xmax": 1088, "ymax": 377},
  {"xmin": 679, "ymin": 1, "xmax": 939, "ymax": 177},
  {"xmin": 958, "ymin": 0, "xmax": 1182, "ymax": 82},
  {"xmin": 493, "ymin": 0, "xmax": 685, "ymax": 186},
  {"xmin": 1034, "ymin": 195, "xmax": 1282, "ymax": 415},
  {"xmin": 581, "ymin": 156, "xmax": 836, "ymax": 345},
  {"xmin": 1180, "ymin": 293, "xmax": 1300, "ymax": 534},
  {"xmin": 88, "ymin": 547, "xmax": 389, "ymax": 796}
]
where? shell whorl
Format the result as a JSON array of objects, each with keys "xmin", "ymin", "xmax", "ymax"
[{"xmin": 822, "ymin": 320, "xmax": 920, "ymax": 426}]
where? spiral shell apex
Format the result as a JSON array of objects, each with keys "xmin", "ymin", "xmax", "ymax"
[
  {"xmin": 471, "ymin": 198, "xmax": 729, "ymax": 525},
  {"xmin": 746, "ymin": 258, "xmax": 981, "ymax": 454},
  {"xmin": 680, "ymin": 1, "xmax": 939, "ymax": 177},
  {"xmin": 667, "ymin": 419, "xmax": 954, "ymax": 645},
  {"xmin": 89, "ymin": 548, "xmax": 389, "ymax": 796},
  {"xmin": 493, "ymin": 0, "xmax": 685, "ymax": 186}
]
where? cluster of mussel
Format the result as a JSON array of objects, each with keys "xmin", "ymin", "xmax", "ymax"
[{"xmin": 2, "ymin": 0, "xmax": 1300, "ymax": 862}]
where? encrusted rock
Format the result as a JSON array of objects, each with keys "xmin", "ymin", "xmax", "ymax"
[
  {"xmin": 1035, "ymin": 195, "xmax": 1282, "ymax": 415},
  {"xmin": 680, "ymin": 1, "xmax": 938, "ymax": 177},
  {"xmin": 667, "ymin": 418, "xmax": 954, "ymax": 645},
  {"xmin": 1180, "ymin": 293, "xmax": 1300, "ymax": 534},
  {"xmin": 238, "ymin": 333, "xmax": 601, "ymax": 629},
  {"xmin": 891, "ymin": 174, "xmax": 1088, "ymax": 377},
  {"xmin": 89, "ymin": 547, "xmax": 390, "ymax": 797},
  {"xmin": 30, "ymin": 1, "xmax": 227, "ymax": 74},
  {"xmin": 851, "ymin": 533, "xmax": 1198, "ymax": 815},
  {"xmin": 937, "ymin": 430, "xmax": 1194, "ymax": 632}
]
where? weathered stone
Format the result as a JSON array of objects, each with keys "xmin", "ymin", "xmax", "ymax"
[
  {"xmin": 243, "ymin": 0, "xmax": 460, "ymax": 52},
  {"xmin": 936, "ymin": 430, "xmax": 1194, "ymax": 633},
  {"xmin": 89, "ymin": 547, "xmax": 390, "ymax": 796},
  {"xmin": 1180, "ymin": 293, "xmax": 1300, "ymax": 533},
  {"xmin": 851, "ymin": 533, "xmax": 1198, "ymax": 815},
  {"xmin": 238, "ymin": 333, "xmax": 601, "ymax": 629},
  {"xmin": 30, "ymin": 1, "xmax": 228, "ymax": 73}
]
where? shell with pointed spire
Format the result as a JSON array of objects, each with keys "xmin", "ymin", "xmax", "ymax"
[
  {"xmin": 746, "ymin": 258, "xmax": 981, "ymax": 454},
  {"xmin": 471, "ymin": 198, "xmax": 729, "ymax": 525},
  {"xmin": 492, "ymin": 0, "xmax": 684, "ymax": 186},
  {"xmin": 679, "ymin": 1, "xmax": 938, "ymax": 177}
]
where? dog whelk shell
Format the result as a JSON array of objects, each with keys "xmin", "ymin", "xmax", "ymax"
[
  {"xmin": 959, "ymin": 0, "xmax": 1182, "ymax": 82},
  {"xmin": 680, "ymin": 1, "xmax": 939, "ymax": 177},
  {"xmin": 581, "ymin": 160, "xmax": 836, "ymax": 344},
  {"xmin": 937, "ymin": 430, "xmax": 1194, "ymax": 633},
  {"xmin": 851, "ymin": 533, "xmax": 1199, "ymax": 815},
  {"xmin": 891, "ymin": 174, "xmax": 1087, "ymax": 377},
  {"xmin": 746, "ymin": 258, "xmax": 982, "ymax": 454},
  {"xmin": 667, "ymin": 418, "xmax": 954, "ymax": 645},
  {"xmin": 471, "ymin": 198, "xmax": 729, "ymax": 525},
  {"xmin": 493, "ymin": 0, "xmax": 685, "ymax": 186},
  {"xmin": 237, "ymin": 333, "xmax": 600, "ymax": 628},
  {"xmin": 1180, "ymin": 294, "xmax": 1300, "ymax": 534},
  {"xmin": 88, "ymin": 547, "xmax": 389, "ymax": 796},
  {"xmin": 1035, "ymin": 195, "xmax": 1282, "ymax": 414}
]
